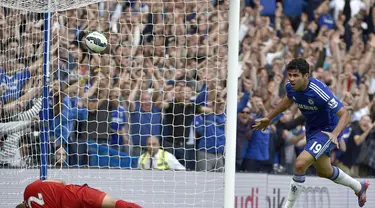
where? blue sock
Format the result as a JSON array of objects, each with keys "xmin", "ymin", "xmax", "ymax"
[
  {"xmin": 293, "ymin": 173, "xmax": 306, "ymax": 183},
  {"xmin": 329, "ymin": 166, "xmax": 340, "ymax": 181}
]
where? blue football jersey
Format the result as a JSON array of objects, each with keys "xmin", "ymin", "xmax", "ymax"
[
  {"xmin": 111, "ymin": 105, "xmax": 127, "ymax": 131},
  {"xmin": 286, "ymin": 78, "xmax": 344, "ymax": 138},
  {"xmin": 0, "ymin": 68, "xmax": 30, "ymax": 103}
]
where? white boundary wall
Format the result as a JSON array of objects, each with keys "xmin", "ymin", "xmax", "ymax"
[{"xmin": 1, "ymin": 169, "xmax": 374, "ymax": 208}]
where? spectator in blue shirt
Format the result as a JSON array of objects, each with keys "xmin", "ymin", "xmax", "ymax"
[
  {"xmin": 0, "ymin": 55, "xmax": 42, "ymax": 116},
  {"xmin": 318, "ymin": 16, "xmax": 335, "ymax": 30},
  {"xmin": 316, "ymin": 2, "xmax": 335, "ymax": 30},
  {"xmin": 242, "ymin": 127, "xmax": 272, "ymax": 172},
  {"xmin": 195, "ymin": 97, "xmax": 226, "ymax": 172},
  {"xmin": 48, "ymin": 81, "xmax": 88, "ymax": 166},
  {"xmin": 195, "ymin": 81, "xmax": 214, "ymax": 106},
  {"xmin": 76, "ymin": 69, "xmax": 115, "ymax": 166},
  {"xmin": 128, "ymin": 79, "xmax": 164, "ymax": 156},
  {"xmin": 241, "ymin": 95, "xmax": 272, "ymax": 172},
  {"xmin": 0, "ymin": 67, "xmax": 30, "ymax": 103},
  {"xmin": 236, "ymin": 106, "xmax": 254, "ymax": 170},
  {"xmin": 109, "ymin": 87, "xmax": 130, "ymax": 154},
  {"xmin": 260, "ymin": 0, "xmax": 276, "ymax": 17},
  {"xmin": 54, "ymin": 96, "xmax": 87, "ymax": 144}
]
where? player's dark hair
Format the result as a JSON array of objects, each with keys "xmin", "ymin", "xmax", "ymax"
[{"xmin": 286, "ymin": 58, "xmax": 310, "ymax": 76}]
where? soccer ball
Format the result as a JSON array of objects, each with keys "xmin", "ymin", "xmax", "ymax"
[{"xmin": 85, "ymin": 31, "xmax": 108, "ymax": 53}]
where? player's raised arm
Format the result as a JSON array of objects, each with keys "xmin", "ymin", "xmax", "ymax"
[
  {"xmin": 253, "ymin": 96, "xmax": 293, "ymax": 130},
  {"xmin": 266, "ymin": 95, "xmax": 294, "ymax": 121}
]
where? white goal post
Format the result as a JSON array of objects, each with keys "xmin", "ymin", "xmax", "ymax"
[{"xmin": 0, "ymin": 0, "xmax": 240, "ymax": 207}]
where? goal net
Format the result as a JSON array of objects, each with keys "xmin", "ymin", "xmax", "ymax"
[{"xmin": 0, "ymin": 0, "xmax": 231, "ymax": 207}]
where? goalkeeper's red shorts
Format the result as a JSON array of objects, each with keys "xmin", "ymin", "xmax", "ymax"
[{"xmin": 62, "ymin": 184, "xmax": 106, "ymax": 208}]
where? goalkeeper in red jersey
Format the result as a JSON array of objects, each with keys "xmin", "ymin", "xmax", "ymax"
[{"xmin": 16, "ymin": 179, "xmax": 142, "ymax": 208}]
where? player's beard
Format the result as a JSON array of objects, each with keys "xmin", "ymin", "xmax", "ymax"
[
  {"xmin": 302, "ymin": 78, "xmax": 309, "ymax": 91},
  {"xmin": 294, "ymin": 79, "xmax": 308, "ymax": 91},
  {"xmin": 290, "ymin": 82, "xmax": 298, "ymax": 91}
]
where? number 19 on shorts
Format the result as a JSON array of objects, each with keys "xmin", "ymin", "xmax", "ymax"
[{"xmin": 309, "ymin": 141, "xmax": 322, "ymax": 154}]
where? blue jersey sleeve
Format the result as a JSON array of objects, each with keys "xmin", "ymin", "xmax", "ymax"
[
  {"xmin": 311, "ymin": 79, "xmax": 343, "ymax": 114},
  {"xmin": 325, "ymin": 91, "xmax": 343, "ymax": 114}
]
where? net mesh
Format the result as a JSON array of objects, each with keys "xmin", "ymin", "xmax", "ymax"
[
  {"xmin": 0, "ymin": 10, "xmax": 44, "ymax": 168},
  {"xmin": 0, "ymin": 0, "xmax": 104, "ymax": 13},
  {"xmin": 0, "ymin": 0, "xmax": 230, "ymax": 207}
]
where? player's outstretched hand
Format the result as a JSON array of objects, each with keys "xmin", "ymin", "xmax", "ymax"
[
  {"xmin": 321, "ymin": 131, "xmax": 339, "ymax": 149},
  {"xmin": 253, "ymin": 118, "xmax": 271, "ymax": 131}
]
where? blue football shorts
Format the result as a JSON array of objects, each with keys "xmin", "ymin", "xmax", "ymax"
[{"xmin": 304, "ymin": 131, "xmax": 341, "ymax": 160}]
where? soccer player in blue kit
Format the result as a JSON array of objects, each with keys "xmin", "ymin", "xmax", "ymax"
[{"xmin": 253, "ymin": 59, "xmax": 369, "ymax": 208}]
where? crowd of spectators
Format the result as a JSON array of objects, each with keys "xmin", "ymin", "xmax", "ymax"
[{"xmin": 0, "ymin": 0, "xmax": 374, "ymax": 176}]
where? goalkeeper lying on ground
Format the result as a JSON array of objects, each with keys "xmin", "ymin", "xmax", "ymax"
[{"xmin": 16, "ymin": 179, "xmax": 142, "ymax": 208}]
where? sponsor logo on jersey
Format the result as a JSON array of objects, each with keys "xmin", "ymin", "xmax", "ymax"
[{"xmin": 297, "ymin": 103, "xmax": 318, "ymax": 111}]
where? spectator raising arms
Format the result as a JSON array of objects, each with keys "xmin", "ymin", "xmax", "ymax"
[
  {"xmin": 236, "ymin": 106, "xmax": 254, "ymax": 170},
  {"xmin": 163, "ymin": 84, "xmax": 212, "ymax": 170},
  {"xmin": 109, "ymin": 87, "xmax": 130, "ymax": 154},
  {"xmin": 77, "ymin": 68, "xmax": 114, "ymax": 166},
  {"xmin": 241, "ymin": 95, "xmax": 271, "ymax": 173},
  {"xmin": 128, "ymin": 72, "xmax": 163, "ymax": 156},
  {"xmin": 195, "ymin": 96, "xmax": 226, "ymax": 172}
]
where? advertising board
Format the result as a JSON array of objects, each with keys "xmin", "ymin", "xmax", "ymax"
[{"xmin": 0, "ymin": 169, "xmax": 373, "ymax": 207}]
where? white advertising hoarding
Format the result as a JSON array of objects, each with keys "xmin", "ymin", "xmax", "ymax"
[
  {"xmin": 235, "ymin": 174, "xmax": 373, "ymax": 208},
  {"xmin": 0, "ymin": 169, "xmax": 374, "ymax": 208}
]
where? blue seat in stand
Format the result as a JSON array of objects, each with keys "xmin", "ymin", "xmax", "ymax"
[{"xmin": 87, "ymin": 141, "xmax": 138, "ymax": 168}]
